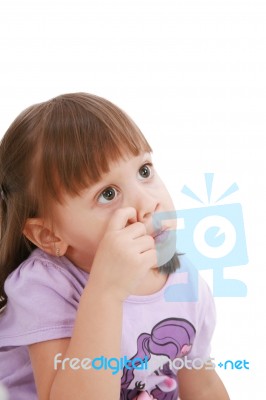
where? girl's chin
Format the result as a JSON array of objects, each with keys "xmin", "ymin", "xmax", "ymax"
[{"xmin": 155, "ymin": 232, "xmax": 176, "ymax": 267}]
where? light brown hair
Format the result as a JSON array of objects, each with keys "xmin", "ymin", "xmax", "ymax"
[{"xmin": 0, "ymin": 92, "xmax": 152, "ymax": 307}]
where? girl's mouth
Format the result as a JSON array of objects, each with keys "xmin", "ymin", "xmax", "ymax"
[{"xmin": 153, "ymin": 229, "xmax": 169, "ymax": 244}]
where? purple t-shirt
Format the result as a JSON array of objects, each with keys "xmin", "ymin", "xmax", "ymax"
[{"xmin": 0, "ymin": 249, "xmax": 215, "ymax": 400}]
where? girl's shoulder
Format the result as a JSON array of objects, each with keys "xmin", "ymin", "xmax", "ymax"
[
  {"xmin": 5, "ymin": 248, "xmax": 89, "ymax": 298},
  {"xmin": 0, "ymin": 249, "xmax": 89, "ymax": 347}
]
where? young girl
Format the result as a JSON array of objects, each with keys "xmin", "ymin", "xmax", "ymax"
[{"xmin": 0, "ymin": 93, "xmax": 229, "ymax": 400}]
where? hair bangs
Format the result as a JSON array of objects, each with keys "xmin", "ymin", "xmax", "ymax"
[{"xmin": 37, "ymin": 93, "xmax": 152, "ymax": 206}]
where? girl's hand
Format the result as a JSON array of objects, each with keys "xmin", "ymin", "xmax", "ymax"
[{"xmin": 88, "ymin": 207, "xmax": 157, "ymax": 302}]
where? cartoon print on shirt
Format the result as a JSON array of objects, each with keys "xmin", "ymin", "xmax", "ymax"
[{"xmin": 120, "ymin": 318, "xmax": 196, "ymax": 400}]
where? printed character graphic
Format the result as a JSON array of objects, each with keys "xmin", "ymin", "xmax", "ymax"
[{"xmin": 120, "ymin": 318, "xmax": 196, "ymax": 400}]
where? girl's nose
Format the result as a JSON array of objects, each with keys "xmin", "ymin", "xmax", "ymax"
[{"xmin": 135, "ymin": 191, "xmax": 159, "ymax": 223}]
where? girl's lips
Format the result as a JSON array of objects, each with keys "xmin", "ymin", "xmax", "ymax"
[{"xmin": 153, "ymin": 229, "xmax": 169, "ymax": 244}]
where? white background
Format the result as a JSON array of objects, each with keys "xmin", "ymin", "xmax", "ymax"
[{"xmin": 0, "ymin": 1, "xmax": 265, "ymax": 398}]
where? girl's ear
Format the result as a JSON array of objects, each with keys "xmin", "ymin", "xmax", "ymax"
[{"xmin": 23, "ymin": 218, "xmax": 68, "ymax": 257}]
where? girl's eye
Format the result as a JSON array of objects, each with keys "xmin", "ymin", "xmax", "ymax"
[
  {"xmin": 138, "ymin": 164, "xmax": 152, "ymax": 179},
  {"xmin": 98, "ymin": 187, "xmax": 118, "ymax": 204}
]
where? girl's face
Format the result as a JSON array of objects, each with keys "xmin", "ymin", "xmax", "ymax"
[{"xmin": 51, "ymin": 152, "xmax": 176, "ymax": 272}]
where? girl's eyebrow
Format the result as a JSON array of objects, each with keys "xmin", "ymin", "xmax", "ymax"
[
  {"xmin": 81, "ymin": 180, "xmax": 106, "ymax": 199},
  {"xmin": 80, "ymin": 171, "xmax": 118, "ymax": 200},
  {"xmin": 83, "ymin": 153, "xmax": 153, "ymax": 198}
]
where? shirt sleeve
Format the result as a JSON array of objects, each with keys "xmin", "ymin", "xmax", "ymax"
[{"xmin": 0, "ymin": 252, "xmax": 88, "ymax": 347}]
